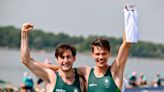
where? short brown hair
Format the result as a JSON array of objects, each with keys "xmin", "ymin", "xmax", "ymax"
[
  {"xmin": 91, "ymin": 38, "xmax": 110, "ymax": 52},
  {"xmin": 55, "ymin": 43, "xmax": 76, "ymax": 58}
]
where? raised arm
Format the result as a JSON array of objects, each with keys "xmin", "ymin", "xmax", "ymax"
[
  {"xmin": 111, "ymin": 4, "xmax": 138, "ymax": 89},
  {"xmin": 113, "ymin": 32, "xmax": 131, "ymax": 73},
  {"xmin": 113, "ymin": 3, "xmax": 138, "ymax": 74},
  {"xmin": 110, "ymin": 31, "xmax": 132, "ymax": 90},
  {"xmin": 20, "ymin": 23, "xmax": 50, "ymax": 83}
]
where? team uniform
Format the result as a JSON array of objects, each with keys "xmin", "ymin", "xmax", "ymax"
[
  {"xmin": 88, "ymin": 67, "xmax": 121, "ymax": 92},
  {"xmin": 53, "ymin": 69, "xmax": 81, "ymax": 92}
]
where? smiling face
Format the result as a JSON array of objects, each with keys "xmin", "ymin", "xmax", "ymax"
[
  {"xmin": 55, "ymin": 43, "xmax": 76, "ymax": 72},
  {"xmin": 57, "ymin": 49, "xmax": 75, "ymax": 72},
  {"xmin": 91, "ymin": 38, "xmax": 111, "ymax": 68},
  {"xmin": 92, "ymin": 46, "xmax": 110, "ymax": 68}
]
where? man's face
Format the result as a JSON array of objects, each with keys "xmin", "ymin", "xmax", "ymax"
[
  {"xmin": 56, "ymin": 50, "xmax": 75, "ymax": 72},
  {"xmin": 92, "ymin": 46, "xmax": 110, "ymax": 68}
]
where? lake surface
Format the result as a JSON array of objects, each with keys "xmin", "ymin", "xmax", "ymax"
[{"xmin": 0, "ymin": 48, "xmax": 164, "ymax": 87}]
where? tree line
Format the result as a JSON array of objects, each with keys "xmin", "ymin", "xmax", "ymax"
[{"xmin": 0, "ymin": 26, "xmax": 164, "ymax": 59}]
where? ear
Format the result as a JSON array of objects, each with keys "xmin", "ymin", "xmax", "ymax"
[
  {"xmin": 91, "ymin": 51, "xmax": 94, "ymax": 58},
  {"xmin": 55, "ymin": 58, "xmax": 59, "ymax": 63},
  {"xmin": 108, "ymin": 51, "xmax": 111, "ymax": 57},
  {"xmin": 73, "ymin": 56, "xmax": 76, "ymax": 62}
]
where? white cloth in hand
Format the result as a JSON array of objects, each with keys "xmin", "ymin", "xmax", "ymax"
[{"xmin": 124, "ymin": 8, "xmax": 139, "ymax": 43}]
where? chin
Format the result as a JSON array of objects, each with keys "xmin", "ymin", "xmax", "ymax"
[
  {"xmin": 97, "ymin": 63, "xmax": 106, "ymax": 68},
  {"xmin": 98, "ymin": 65, "xmax": 105, "ymax": 68},
  {"xmin": 61, "ymin": 67, "xmax": 71, "ymax": 72}
]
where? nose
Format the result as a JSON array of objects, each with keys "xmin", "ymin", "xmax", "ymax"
[
  {"xmin": 99, "ymin": 54, "xmax": 103, "ymax": 59},
  {"xmin": 63, "ymin": 58, "xmax": 68, "ymax": 63}
]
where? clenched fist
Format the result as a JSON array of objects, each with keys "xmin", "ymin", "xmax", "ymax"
[{"xmin": 22, "ymin": 23, "xmax": 33, "ymax": 32}]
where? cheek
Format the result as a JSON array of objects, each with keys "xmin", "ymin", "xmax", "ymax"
[
  {"xmin": 92, "ymin": 54, "xmax": 96, "ymax": 58},
  {"xmin": 56, "ymin": 59, "xmax": 62, "ymax": 64},
  {"xmin": 56, "ymin": 61, "xmax": 61, "ymax": 65},
  {"xmin": 93, "ymin": 55, "xmax": 99, "ymax": 60},
  {"xmin": 105, "ymin": 54, "xmax": 110, "ymax": 58},
  {"xmin": 70, "ymin": 58, "xmax": 75, "ymax": 63}
]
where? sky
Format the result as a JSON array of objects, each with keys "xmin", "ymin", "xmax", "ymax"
[{"xmin": 0, "ymin": 0, "xmax": 164, "ymax": 44}]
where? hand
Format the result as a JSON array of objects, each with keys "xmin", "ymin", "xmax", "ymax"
[
  {"xmin": 22, "ymin": 23, "xmax": 33, "ymax": 32},
  {"xmin": 125, "ymin": 3, "xmax": 135, "ymax": 11}
]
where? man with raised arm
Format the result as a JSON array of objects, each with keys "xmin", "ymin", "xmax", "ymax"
[
  {"xmin": 78, "ymin": 4, "xmax": 138, "ymax": 92},
  {"xmin": 78, "ymin": 34, "xmax": 131, "ymax": 92},
  {"xmin": 20, "ymin": 23, "xmax": 85, "ymax": 92},
  {"xmin": 43, "ymin": 4, "xmax": 138, "ymax": 92}
]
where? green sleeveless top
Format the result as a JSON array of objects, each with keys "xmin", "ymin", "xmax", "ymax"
[
  {"xmin": 88, "ymin": 67, "xmax": 121, "ymax": 92},
  {"xmin": 53, "ymin": 69, "xmax": 81, "ymax": 92}
]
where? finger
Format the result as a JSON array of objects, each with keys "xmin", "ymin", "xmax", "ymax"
[
  {"xmin": 27, "ymin": 24, "xmax": 33, "ymax": 28},
  {"xmin": 27, "ymin": 23, "xmax": 33, "ymax": 27},
  {"xmin": 23, "ymin": 23, "xmax": 33, "ymax": 28},
  {"xmin": 22, "ymin": 23, "xmax": 33, "ymax": 32}
]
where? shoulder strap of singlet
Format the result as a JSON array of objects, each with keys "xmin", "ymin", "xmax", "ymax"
[
  {"xmin": 74, "ymin": 68, "xmax": 80, "ymax": 89},
  {"xmin": 90, "ymin": 68, "xmax": 94, "ymax": 73},
  {"xmin": 104, "ymin": 66, "xmax": 112, "ymax": 76},
  {"xmin": 88, "ymin": 68, "xmax": 94, "ymax": 81},
  {"xmin": 55, "ymin": 72, "xmax": 60, "ymax": 83},
  {"xmin": 56, "ymin": 72, "xmax": 60, "ymax": 78},
  {"xmin": 74, "ymin": 68, "xmax": 79, "ymax": 79}
]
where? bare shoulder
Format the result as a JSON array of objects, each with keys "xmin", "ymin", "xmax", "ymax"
[
  {"xmin": 110, "ymin": 59, "xmax": 123, "ymax": 89},
  {"xmin": 44, "ymin": 68, "xmax": 57, "ymax": 84},
  {"xmin": 77, "ymin": 66, "xmax": 91, "ymax": 76},
  {"xmin": 79, "ymin": 76, "xmax": 86, "ymax": 92},
  {"xmin": 44, "ymin": 68, "xmax": 57, "ymax": 91},
  {"xmin": 78, "ymin": 66, "xmax": 91, "ymax": 71},
  {"xmin": 45, "ymin": 68, "xmax": 56, "ymax": 79},
  {"xmin": 77, "ymin": 66, "xmax": 91, "ymax": 84}
]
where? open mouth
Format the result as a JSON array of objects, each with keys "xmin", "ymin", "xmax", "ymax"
[
  {"xmin": 62, "ymin": 64, "xmax": 70, "ymax": 67},
  {"xmin": 97, "ymin": 59, "xmax": 105, "ymax": 64}
]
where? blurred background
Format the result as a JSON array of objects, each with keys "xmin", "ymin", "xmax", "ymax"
[
  {"xmin": 1, "ymin": 0, "xmax": 164, "ymax": 43},
  {"xmin": 0, "ymin": 0, "xmax": 164, "ymax": 92}
]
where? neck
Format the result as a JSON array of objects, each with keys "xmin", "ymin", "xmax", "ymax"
[
  {"xmin": 58, "ymin": 69, "xmax": 75, "ymax": 79},
  {"xmin": 58, "ymin": 69, "xmax": 75, "ymax": 85},
  {"xmin": 94, "ymin": 64, "xmax": 109, "ymax": 77}
]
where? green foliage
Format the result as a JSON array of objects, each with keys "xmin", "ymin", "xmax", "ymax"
[
  {"xmin": 130, "ymin": 41, "xmax": 164, "ymax": 58},
  {"xmin": 0, "ymin": 26, "xmax": 20, "ymax": 48},
  {"xmin": 0, "ymin": 26, "xmax": 164, "ymax": 58}
]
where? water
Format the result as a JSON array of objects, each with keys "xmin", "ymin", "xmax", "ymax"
[{"xmin": 0, "ymin": 48, "xmax": 164, "ymax": 88}]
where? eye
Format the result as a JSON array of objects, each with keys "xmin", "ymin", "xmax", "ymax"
[
  {"xmin": 95, "ymin": 53, "xmax": 100, "ymax": 56},
  {"xmin": 67, "ymin": 56, "xmax": 71, "ymax": 59},
  {"xmin": 60, "ymin": 56, "xmax": 64, "ymax": 59},
  {"xmin": 102, "ymin": 53, "xmax": 106, "ymax": 56}
]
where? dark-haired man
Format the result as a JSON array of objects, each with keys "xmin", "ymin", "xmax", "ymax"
[{"xmin": 20, "ymin": 23, "xmax": 85, "ymax": 92}]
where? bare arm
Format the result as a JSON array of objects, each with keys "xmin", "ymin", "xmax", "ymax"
[
  {"xmin": 79, "ymin": 77, "xmax": 87, "ymax": 92},
  {"xmin": 77, "ymin": 66, "xmax": 91, "ymax": 85},
  {"xmin": 111, "ymin": 4, "xmax": 139, "ymax": 89},
  {"xmin": 113, "ymin": 4, "xmax": 138, "ymax": 73},
  {"xmin": 111, "ymin": 32, "xmax": 131, "ymax": 89},
  {"xmin": 20, "ymin": 23, "xmax": 50, "ymax": 83},
  {"xmin": 43, "ymin": 64, "xmax": 60, "ymax": 71},
  {"xmin": 113, "ymin": 32, "xmax": 131, "ymax": 71}
]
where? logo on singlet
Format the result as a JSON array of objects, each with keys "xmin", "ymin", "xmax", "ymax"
[
  {"xmin": 73, "ymin": 88, "xmax": 79, "ymax": 92},
  {"xmin": 89, "ymin": 83, "xmax": 97, "ymax": 87},
  {"xmin": 104, "ymin": 77, "xmax": 110, "ymax": 88},
  {"xmin": 56, "ymin": 89, "xmax": 66, "ymax": 92}
]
